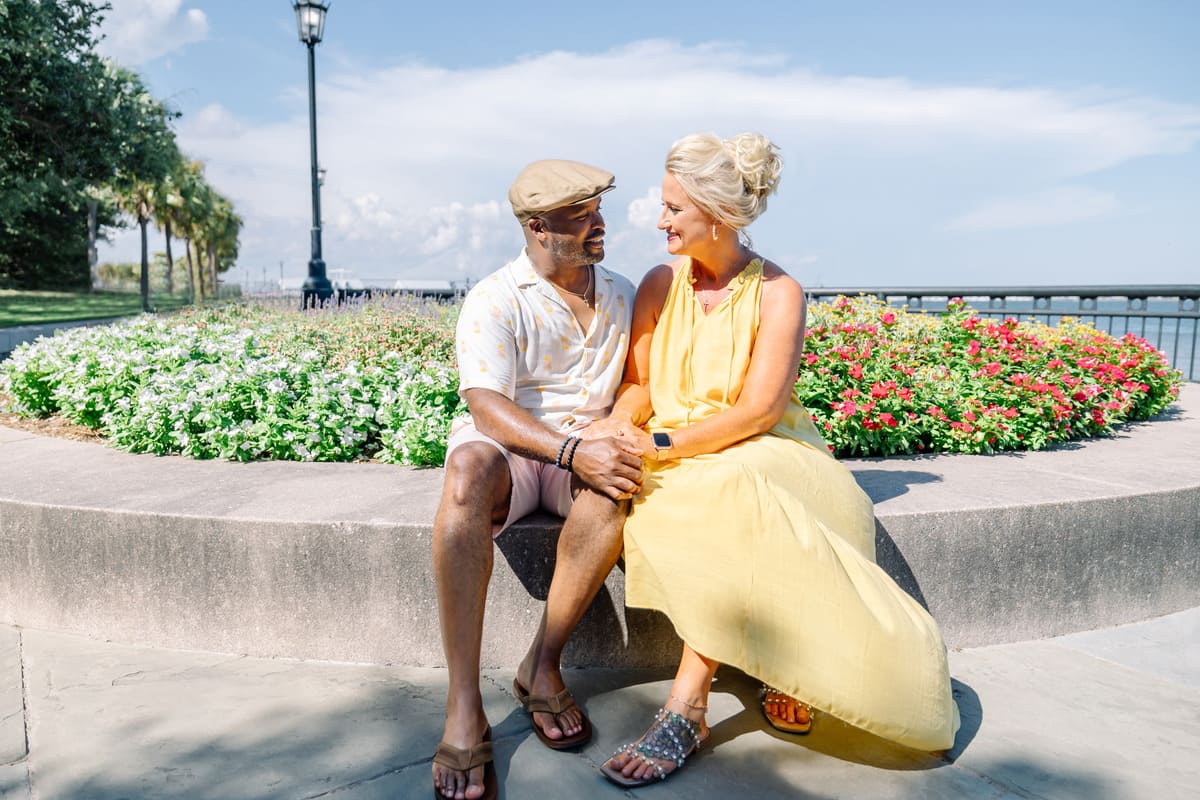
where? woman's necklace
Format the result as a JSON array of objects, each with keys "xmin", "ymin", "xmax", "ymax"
[
  {"xmin": 555, "ymin": 265, "xmax": 594, "ymax": 308},
  {"xmin": 692, "ymin": 252, "xmax": 754, "ymax": 313},
  {"xmin": 697, "ymin": 288, "xmax": 726, "ymax": 313}
]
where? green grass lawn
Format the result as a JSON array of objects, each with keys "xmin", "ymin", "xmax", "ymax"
[{"xmin": 0, "ymin": 290, "xmax": 190, "ymax": 328}]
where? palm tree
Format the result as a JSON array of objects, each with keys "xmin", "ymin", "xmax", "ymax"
[
  {"xmin": 175, "ymin": 161, "xmax": 212, "ymax": 304},
  {"xmin": 153, "ymin": 169, "xmax": 185, "ymax": 296},
  {"xmin": 196, "ymin": 194, "xmax": 242, "ymax": 300},
  {"xmin": 114, "ymin": 179, "xmax": 157, "ymax": 312}
]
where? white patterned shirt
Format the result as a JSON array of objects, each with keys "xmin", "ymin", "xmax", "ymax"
[{"xmin": 455, "ymin": 249, "xmax": 635, "ymax": 433}]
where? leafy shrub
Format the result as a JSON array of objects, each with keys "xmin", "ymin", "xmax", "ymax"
[
  {"xmin": 0, "ymin": 300, "xmax": 462, "ymax": 465},
  {"xmin": 800, "ymin": 296, "xmax": 1182, "ymax": 456},
  {"xmin": 0, "ymin": 295, "xmax": 1183, "ymax": 464}
]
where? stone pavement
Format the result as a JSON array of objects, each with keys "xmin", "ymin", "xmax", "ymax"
[{"xmin": 1, "ymin": 609, "xmax": 1197, "ymax": 800}]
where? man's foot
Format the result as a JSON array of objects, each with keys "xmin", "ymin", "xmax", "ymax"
[
  {"xmin": 432, "ymin": 710, "xmax": 495, "ymax": 800},
  {"xmin": 513, "ymin": 659, "xmax": 590, "ymax": 748},
  {"xmin": 600, "ymin": 703, "xmax": 709, "ymax": 786},
  {"xmin": 761, "ymin": 685, "xmax": 813, "ymax": 734}
]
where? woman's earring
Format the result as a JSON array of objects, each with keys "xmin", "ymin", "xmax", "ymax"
[{"xmin": 711, "ymin": 223, "xmax": 719, "ymax": 241}]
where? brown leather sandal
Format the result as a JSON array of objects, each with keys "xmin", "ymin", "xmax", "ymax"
[
  {"xmin": 512, "ymin": 678, "xmax": 592, "ymax": 749},
  {"xmin": 761, "ymin": 685, "xmax": 814, "ymax": 734},
  {"xmin": 432, "ymin": 724, "xmax": 497, "ymax": 800}
]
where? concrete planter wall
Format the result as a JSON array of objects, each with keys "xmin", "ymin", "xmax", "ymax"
[{"xmin": 1, "ymin": 385, "xmax": 1198, "ymax": 667}]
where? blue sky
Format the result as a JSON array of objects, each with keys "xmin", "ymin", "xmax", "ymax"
[{"xmin": 96, "ymin": 1, "xmax": 1200, "ymax": 289}]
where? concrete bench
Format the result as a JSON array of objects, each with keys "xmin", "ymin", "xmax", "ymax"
[{"xmin": 1, "ymin": 384, "xmax": 1197, "ymax": 668}]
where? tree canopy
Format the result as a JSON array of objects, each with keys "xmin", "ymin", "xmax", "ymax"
[{"xmin": 0, "ymin": 0, "xmax": 236, "ymax": 294}]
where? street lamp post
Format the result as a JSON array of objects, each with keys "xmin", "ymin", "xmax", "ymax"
[{"xmin": 294, "ymin": 1, "xmax": 332, "ymax": 308}]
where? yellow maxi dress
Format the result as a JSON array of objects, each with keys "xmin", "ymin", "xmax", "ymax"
[{"xmin": 623, "ymin": 258, "xmax": 961, "ymax": 752}]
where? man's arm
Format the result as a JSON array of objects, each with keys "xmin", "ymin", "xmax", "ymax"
[{"xmin": 465, "ymin": 388, "xmax": 645, "ymax": 500}]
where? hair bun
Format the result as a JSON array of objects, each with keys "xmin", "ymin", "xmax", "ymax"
[{"xmin": 724, "ymin": 133, "xmax": 782, "ymax": 201}]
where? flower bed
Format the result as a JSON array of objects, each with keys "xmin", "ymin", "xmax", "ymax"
[
  {"xmin": 0, "ymin": 302, "xmax": 462, "ymax": 465},
  {"xmin": 0, "ymin": 295, "xmax": 1182, "ymax": 464},
  {"xmin": 802, "ymin": 296, "xmax": 1181, "ymax": 456}
]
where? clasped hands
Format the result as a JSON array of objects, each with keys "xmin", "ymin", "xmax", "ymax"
[{"xmin": 571, "ymin": 415, "xmax": 655, "ymax": 501}]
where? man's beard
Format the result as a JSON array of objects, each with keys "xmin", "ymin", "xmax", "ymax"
[{"xmin": 547, "ymin": 233, "xmax": 604, "ymax": 266}]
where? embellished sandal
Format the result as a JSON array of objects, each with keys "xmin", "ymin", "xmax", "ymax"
[
  {"xmin": 432, "ymin": 724, "xmax": 497, "ymax": 800},
  {"xmin": 512, "ymin": 677, "xmax": 592, "ymax": 749},
  {"xmin": 761, "ymin": 685, "xmax": 813, "ymax": 734},
  {"xmin": 600, "ymin": 708, "xmax": 707, "ymax": 787}
]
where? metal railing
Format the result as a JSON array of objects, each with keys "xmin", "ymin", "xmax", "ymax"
[{"xmin": 805, "ymin": 285, "xmax": 1200, "ymax": 381}]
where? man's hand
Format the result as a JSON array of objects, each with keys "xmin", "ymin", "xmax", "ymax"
[{"xmin": 570, "ymin": 437, "xmax": 645, "ymax": 500}]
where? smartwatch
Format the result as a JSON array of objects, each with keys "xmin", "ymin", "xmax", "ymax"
[{"xmin": 651, "ymin": 431, "xmax": 673, "ymax": 460}]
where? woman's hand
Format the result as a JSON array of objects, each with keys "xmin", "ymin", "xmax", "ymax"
[{"xmin": 579, "ymin": 414, "xmax": 634, "ymax": 440}]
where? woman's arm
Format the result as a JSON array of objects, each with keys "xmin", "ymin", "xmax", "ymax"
[
  {"xmin": 583, "ymin": 264, "xmax": 674, "ymax": 444},
  {"xmin": 659, "ymin": 262, "xmax": 807, "ymax": 460}
]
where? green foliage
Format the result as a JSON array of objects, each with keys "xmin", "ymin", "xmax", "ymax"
[
  {"xmin": 0, "ymin": 297, "xmax": 1183, "ymax": 466},
  {"xmin": 0, "ymin": 300, "xmax": 464, "ymax": 466},
  {"xmin": 799, "ymin": 296, "xmax": 1183, "ymax": 457},
  {"xmin": 0, "ymin": 0, "xmax": 180, "ymax": 290}
]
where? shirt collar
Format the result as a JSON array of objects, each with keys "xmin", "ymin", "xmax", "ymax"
[{"xmin": 509, "ymin": 248, "xmax": 615, "ymax": 288}]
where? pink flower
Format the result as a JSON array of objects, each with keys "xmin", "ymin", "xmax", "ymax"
[
  {"xmin": 879, "ymin": 412, "xmax": 898, "ymax": 427},
  {"xmin": 850, "ymin": 363, "xmax": 863, "ymax": 379},
  {"xmin": 881, "ymin": 312, "xmax": 897, "ymax": 325}
]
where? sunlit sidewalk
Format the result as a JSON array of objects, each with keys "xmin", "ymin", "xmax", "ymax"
[{"xmin": 2, "ymin": 608, "xmax": 1197, "ymax": 799}]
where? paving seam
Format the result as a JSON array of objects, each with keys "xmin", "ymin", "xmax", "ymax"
[
  {"xmin": 1043, "ymin": 639, "xmax": 1200, "ymax": 693},
  {"xmin": 296, "ymin": 756, "xmax": 430, "ymax": 799},
  {"xmin": 942, "ymin": 757, "xmax": 1036, "ymax": 799},
  {"xmin": 12, "ymin": 628, "xmax": 35, "ymax": 800}
]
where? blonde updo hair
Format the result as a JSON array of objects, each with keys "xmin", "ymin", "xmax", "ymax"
[{"xmin": 665, "ymin": 132, "xmax": 783, "ymax": 230}]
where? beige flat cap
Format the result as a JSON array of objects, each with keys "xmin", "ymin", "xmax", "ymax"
[{"xmin": 508, "ymin": 159, "xmax": 615, "ymax": 223}]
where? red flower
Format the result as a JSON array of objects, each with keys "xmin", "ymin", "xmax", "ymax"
[{"xmin": 879, "ymin": 412, "xmax": 898, "ymax": 427}]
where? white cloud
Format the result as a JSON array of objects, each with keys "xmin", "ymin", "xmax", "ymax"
[
  {"xmin": 626, "ymin": 186, "xmax": 663, "ymax": 230},
  {"xmin": 948, "ymin": 186, "xmax": 1120, "ymax": 232},
  {"xmin": 97, "ymin": 0, "xmax": 208, "ymax": 66},
  {"xmin": 101, "ymin": 40, "xmax": 1200, "ymax": 284}
]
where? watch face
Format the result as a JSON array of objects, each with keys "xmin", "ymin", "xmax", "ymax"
[{"xmin": 652, "ymin": 432, "xmax": 672, "ymax": 449}]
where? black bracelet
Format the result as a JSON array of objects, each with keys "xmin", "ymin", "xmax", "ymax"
[
  {"xmin": 565, "ymin": 436, "xmax": 583, "ymax": 473},
  {"xmin": 555, "ymin": 436, "xmax": 573, "ymax": 469}
]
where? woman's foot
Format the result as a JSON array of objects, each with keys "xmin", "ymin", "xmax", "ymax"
[
  {"xmin": 761, "ymin": 685, "xmax": 813, "ymax": 734},
  {"xmin": 600, "ymin": 698, "xmax": 709, "ymax": 786}
]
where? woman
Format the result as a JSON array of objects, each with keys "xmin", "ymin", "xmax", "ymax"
[{"xmin": 598, "ymin": 133, "xmax": 960, "ymax": 786}]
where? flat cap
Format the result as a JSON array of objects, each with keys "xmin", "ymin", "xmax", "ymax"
[{"xmin": 508, "ymin": 159, "xmax": 615, "ymax": 223}]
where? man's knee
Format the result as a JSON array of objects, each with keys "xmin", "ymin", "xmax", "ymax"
[
  {"xmin": 442, "ymin": 442, "xmax": 510, "ymax": 510},
  {"xmin": 569, "ymin": 486, "xmax": 630, "ymax": 524}
]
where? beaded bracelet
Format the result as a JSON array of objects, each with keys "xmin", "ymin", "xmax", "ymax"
[
  {"xmin": 555, "ymin": 436, "xmax": 576, "ymax": 470},
  {"xmin": 565, "ymin": 436, "xmax": 583, "ymax": 473}
]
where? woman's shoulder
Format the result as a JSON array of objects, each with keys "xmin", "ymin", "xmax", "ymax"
[
  {"xmin": 756, "ymin": 257, "xmax": 804, "ymax": 294},
  {"xmin": 639, "ymin": 259, "xmax": 685, "ymax": 291}
]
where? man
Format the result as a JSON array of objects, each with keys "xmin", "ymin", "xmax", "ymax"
[{"xmin": 432, "ymin": 159, "xmax": 642, "ymax": 800}]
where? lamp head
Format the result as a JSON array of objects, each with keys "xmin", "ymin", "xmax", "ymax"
[{"xmin": 293, "ymin": 0, "xmax": 330, "ymax": 45}]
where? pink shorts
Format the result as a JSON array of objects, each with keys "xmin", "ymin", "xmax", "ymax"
[{"xmin": 446, "ymin": 418, "xmax": 575, "ymax": 536}]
